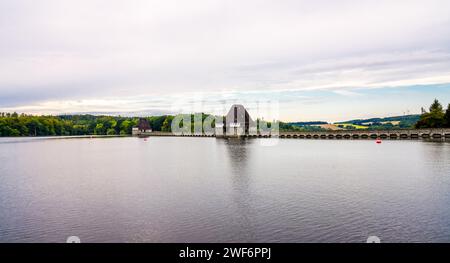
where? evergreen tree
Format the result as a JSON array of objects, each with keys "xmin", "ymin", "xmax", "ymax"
[
  {"xmin": 444, "ymin": 104, "xmax": 450, "ymax": 128},
  {"xmin": 429, "ymin": 99, "xmax": 443, "ymax": 113},
  {"xmin": 416, "ymin": 99, "xmax": 445, "ymax": 128}
]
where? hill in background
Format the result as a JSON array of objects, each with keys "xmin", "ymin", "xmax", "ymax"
[{"xmin": 288, "ymin": 114, "xmax": 420, "ymax": 130}]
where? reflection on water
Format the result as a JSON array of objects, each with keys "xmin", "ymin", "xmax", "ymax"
[
  {"xmin": 225, "ymin": 138, "xmax": 252, "ymax": 175},
  {"xmin": 0, "ymin": 137, "xmax": 450, "ymax": 243},
  {"xmin": 224, "ymin": 138, "xmax": 255, "ymax": 242}
]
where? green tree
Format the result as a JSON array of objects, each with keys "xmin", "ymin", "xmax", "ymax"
[
  {"xmin": 444, "ymin": 104, "xmax": 450, "ymax": 128},
  {"xmin": 2, "ymin": 126, "xmax": 20, "ymax": 136},
  {"xmin": 119, "ymin": 120, "xmax": 133, "ymax": 134},
  {"xmin": 148, "ymin": 116, "xmax": 166, "ymax": 131},
  {"xmin": 415, "ymin": 99, "xmax": 445, "ymax": 128},
  {"xmin": 429, "ymin": 99, "xmax": 443, "ymax": 113},
  {"xmin": 106, "ymin": 128, "xmax": 116, "ymax": 135},
  {"xmin": 161, "ymin": 116, "xmax": 174, "ymax": 132},
  {"xmin": 94, "ymin": 123, "xmax": 105, "ymax": 135}
]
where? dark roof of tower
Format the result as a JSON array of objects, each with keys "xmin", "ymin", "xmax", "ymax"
[{"xmin": 137, "ymin": 118, "xmax": 151, "ymax": 130}]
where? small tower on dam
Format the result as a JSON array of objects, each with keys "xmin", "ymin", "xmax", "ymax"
[
  {"xmin": 216, "ymin": 104, "xmax": 257, "ymax": 137},
  {"xmin": 132, "ymin": 118, "xmax": 152, "ymax": 136}
]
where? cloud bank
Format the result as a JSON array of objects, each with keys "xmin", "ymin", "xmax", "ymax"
[{"xmin": 1, "ymin": 0, "xmax": 450, "ymax": 120}]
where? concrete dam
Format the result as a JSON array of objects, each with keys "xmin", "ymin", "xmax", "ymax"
[{"xmin": 133, "ymin": 104, "xmax": 450, "ymax": 140}]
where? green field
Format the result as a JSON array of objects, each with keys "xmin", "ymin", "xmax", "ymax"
[{"xmin": 335, "ymin": 123, "xmax": 369, "ymax": 129}]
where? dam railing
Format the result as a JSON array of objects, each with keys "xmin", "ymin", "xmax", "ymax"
[{"xmin": 135, "ymin": 128, "xmax": 450, "ymax": 140}]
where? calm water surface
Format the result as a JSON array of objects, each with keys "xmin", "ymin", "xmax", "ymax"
[{"xmin": 1, "ymin": 137, "xmax": 450, "ymax": 243}]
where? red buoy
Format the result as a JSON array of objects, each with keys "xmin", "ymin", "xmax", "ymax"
[{"xmin": 376, "ymin": 139, "xmax": 382, "ymax": 144}]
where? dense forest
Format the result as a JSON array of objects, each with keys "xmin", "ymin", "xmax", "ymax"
[
  {"xmin": 0, "ymin": 113, "xmax": 136, "ymax": 136},
  {"xmin": 0, "ymin": 113, "xmax": 197, "ymax": 137},
  {"xmin": 0, "ymin": 112, "xmax": 301, "ymax": 137}
]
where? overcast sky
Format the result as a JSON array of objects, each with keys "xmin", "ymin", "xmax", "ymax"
[{"xmin": 1, "ymin": 0, "xmax": 450, "ymax": 121}]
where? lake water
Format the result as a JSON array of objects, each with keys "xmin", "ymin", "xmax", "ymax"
[{"xmin": 1, "ymin": 137, "xmax": 450, "ymax": 243}]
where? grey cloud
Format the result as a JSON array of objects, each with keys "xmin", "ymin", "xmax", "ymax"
[{"xmin": 1, "ymin": 0, "xmax": 450, "ymax": 113}]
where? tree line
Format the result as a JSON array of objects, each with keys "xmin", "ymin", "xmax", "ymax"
[
  {"xmin": 0, "ymin": 112, "xmax": 312, "ymax": 137},
  {"xmin": 415, "ymin": 99, "xmax": 450, "ymax": 128},
  {"xmin": 0, "ymin": 113, "xmax": 204, "ymax": 137},
  {"xmin": 0, "ymin": 113, "xmax": 136, "ymax": 136}
]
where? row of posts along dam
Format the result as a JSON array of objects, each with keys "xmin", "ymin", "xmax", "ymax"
[{"xmin": 132, "ymin": 104, "xmax": 450, "ymax": 140}]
